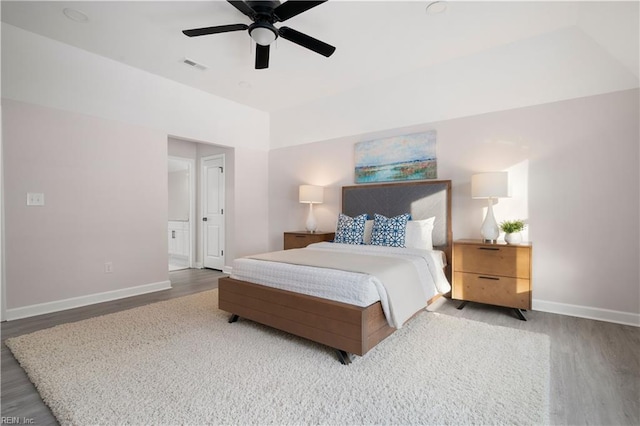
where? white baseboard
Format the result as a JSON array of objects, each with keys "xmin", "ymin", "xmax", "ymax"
[
  {"xmin": 5, "ymin": 280, "xmax": 172, "ymax": 321},
  {"xmin": 533, "ymin": 299, "xmax": 640, "ymax": 327}
]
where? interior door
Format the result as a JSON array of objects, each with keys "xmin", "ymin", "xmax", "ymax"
[{"xmin": 202, "ymin": 155, "xmax": 225, "ymax": 270}]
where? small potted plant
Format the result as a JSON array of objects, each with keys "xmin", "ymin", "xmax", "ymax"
[{"xmin": 499, "ymin": 219, "xmax": 526, "ymax": 244}]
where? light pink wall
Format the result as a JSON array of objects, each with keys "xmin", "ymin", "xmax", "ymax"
[
  {"xmin": 269, "ymin": 89, "xmax": 640, "ymax": 318},
  {"xmin": 234, "ymin": 148, "xmax": 269, "ymax": 258},
  {"xmin": 1, "ymin": 25, "xmax": 272, "ymax": 313},
  {"xmin": 4, "ymin": 99, "xmax": 169, "ymax": 309}
]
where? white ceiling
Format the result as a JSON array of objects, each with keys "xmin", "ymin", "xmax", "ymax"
[{"xmin": 2, "ymin": 1, "xmax": 638, "ymax": 113}]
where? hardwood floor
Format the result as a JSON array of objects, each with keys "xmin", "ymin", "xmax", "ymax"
[
  {"xmin": 426, "ymin": 299, "xmax": 640, "ymax": 426},
  {"xmin": 2, "ymin": 268, "xmax": 639, "ymax": 425}
]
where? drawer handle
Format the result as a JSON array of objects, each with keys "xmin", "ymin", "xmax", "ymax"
[
  {"xmin": 478, "ymin": 276, "xmax": 500, "ymax": 281},
  {"xmin": 295, "ymin": 235, "xmax": 306, "ymax": 238},
  {"xmin": 478, "ymin": 247, "xmax": 500, "ymax": 251}
]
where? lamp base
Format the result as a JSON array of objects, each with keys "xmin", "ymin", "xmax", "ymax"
[
  {"xmin": 480, "ymin": 197, "xmax": 500, "ymax": 242},
  {"xmin": 482, "ymin": 238, "xmax": 498, "ymax": 244},
  {"xmin": 305, "ymin": 204, "xmax": 317, "ymax": 233}
]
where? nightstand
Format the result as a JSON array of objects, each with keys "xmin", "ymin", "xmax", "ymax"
[
  {"xmin": 283, "ymin": 231, "xmax": 335, "ymax": 250},
  {"xmin": 452, "ymin": 239, "xmax": 532, "ymax": 320}
]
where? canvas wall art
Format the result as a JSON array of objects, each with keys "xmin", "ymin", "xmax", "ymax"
[{"xmin": 355, "ymin": 130, "xmax": 437, "ymax": 183}]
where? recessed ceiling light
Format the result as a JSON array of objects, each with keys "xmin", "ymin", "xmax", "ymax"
[
  {"xmin": 63, "ymin": 7, "xmax": 89, "ymax": 23},
  {"xmin": 426, "ymin": 1, "xmax": 447, "ymax": 15}
]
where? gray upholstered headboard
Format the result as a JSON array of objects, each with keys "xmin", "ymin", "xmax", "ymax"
[{"xmin": 342, "ymin": 180, "xmax": 452, "ymax": 272}]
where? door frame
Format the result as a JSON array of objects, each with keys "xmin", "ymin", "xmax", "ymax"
[
  {"xmin": 1, "ymin": 138, "xmax": 5, "ymax": 321},
  {"xmin": 201, "ymin": 154, "xmax": 225, "ymax": 270},
  {"xmin": 168, "ymin": 156, "xmax": 196, "ymax": 269}
]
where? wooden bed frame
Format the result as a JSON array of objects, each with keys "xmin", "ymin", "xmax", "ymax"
[{"xmin": 218, "ymin": 180, "xmax": 452, "ymax": 364}]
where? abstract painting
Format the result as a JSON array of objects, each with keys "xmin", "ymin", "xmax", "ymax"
[{"xmin": 355, "ymin": 130, "xmax": 437, "ymax": 183}]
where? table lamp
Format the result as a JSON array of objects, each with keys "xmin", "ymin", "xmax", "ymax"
[
  {"xmin": 299, "ymin": 185, "xmax": 324, "ymax": 233},
  {"xmin": 471, "ymin": 172, "xmax": 509, "ymax": 242}
]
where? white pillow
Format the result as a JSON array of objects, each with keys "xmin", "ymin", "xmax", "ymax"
[
  {"xmin": 405, "ymin": 217, "xmax": 435, "ymax": 250},
  {"xmin": 363, "ymin": 220, "xmax": 374, "ymax": 244}
]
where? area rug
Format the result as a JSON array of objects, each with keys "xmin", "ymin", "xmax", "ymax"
[{"xmin": 6, "ymin": 290, "xmax": 550, "ymax": 425}]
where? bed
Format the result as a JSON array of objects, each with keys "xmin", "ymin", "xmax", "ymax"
[{"xmin": 218, "ymin": 180, "xmax": 452, "ymax": 364}]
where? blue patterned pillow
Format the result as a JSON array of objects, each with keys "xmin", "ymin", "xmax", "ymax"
[
  {"xmin": 334, "ymin": 213, "xmax": 368, "ymax": 245},
  {"xmin": 370, "ymin": 213, "xmax": 411, "ymax": 247}
]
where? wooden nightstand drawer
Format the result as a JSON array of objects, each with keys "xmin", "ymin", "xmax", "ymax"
[
  {"xmin": 452, "ymin": 240, "xmax": 532, "ymax": 319},
  {"xmin": 453, "ymin": 244, "xmax": 530, "ymax": 279},
  {"xmin": 284, "ymin": 232, "xmax": 335, "ymax": 250},
  {"xmin": 452, "ymin": 272, "xmax": 531, "ymax": 310}
]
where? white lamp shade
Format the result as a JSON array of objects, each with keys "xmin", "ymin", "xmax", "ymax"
[
  {"xmin": 471, "ymin": 172, "xmax": 509, "ymax": 199},
  {"xmin": 250, "ymin": 26, "xmax": 277, "ymax": 46},
  {"xmin": 299, "ymin": 185, "xmax": 323, "ymax": 204}
]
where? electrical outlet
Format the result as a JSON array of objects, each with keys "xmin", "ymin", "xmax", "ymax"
[
  {"xmin": 26, "ymin": 193, "xmax": 45, "ymax": 206},
  {"xmin": 104, "ymin": 262, "xmax": 113, "ymax": 273}
]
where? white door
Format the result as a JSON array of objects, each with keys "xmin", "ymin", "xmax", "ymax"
[{"xmin": 202, "ymin": 155, "xmax": 225, "ymax": 270}]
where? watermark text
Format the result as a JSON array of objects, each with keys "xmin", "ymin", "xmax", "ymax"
[{"xmin": 1, "ymin": 417, "xmax": 35, "ymax": 425}]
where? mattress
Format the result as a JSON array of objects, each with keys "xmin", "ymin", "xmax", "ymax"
[{"xmin": 230, "ymin": 242, "xmax": 451, "ymax": 324}]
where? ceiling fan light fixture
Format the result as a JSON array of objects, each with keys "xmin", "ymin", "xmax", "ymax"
[
  {"xmin": 249, "ymin": 23, "xmax": 277, "ymax": 46},
  {"xmin": 182, "ymin": 1, "xmax": 335, "ymax": 69}
]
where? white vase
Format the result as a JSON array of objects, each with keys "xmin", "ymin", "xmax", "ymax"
[
  {"xmin": 305, "ymin": 203, "xmax": 317, "ymax": 233},
  {"xmin": 480, "ymin": 198, "xmax": 499, "ymax": 242},
  {"xmin": 504, "ymin": 232, "xmax": 522, "ymax": 244}
]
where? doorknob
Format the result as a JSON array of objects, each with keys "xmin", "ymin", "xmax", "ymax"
[{"xmin": 202, "ymin": 217, "xmax": 208, "ymax": 221}]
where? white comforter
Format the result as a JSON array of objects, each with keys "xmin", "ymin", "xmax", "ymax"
[{"xmin": 230, "ymin": 242, "xmax": 451, "ymax": 328}]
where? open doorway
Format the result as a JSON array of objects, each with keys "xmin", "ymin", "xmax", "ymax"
[{"xmin": 168, "ymin": 156, "xmax": 195, "ymax": 271}]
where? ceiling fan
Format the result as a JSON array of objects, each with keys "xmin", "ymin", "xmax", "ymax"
[{"xmin": 182, "ymin": 0, "xmax": 336, "ymax": 70}]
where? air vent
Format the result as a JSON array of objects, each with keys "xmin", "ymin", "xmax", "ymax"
[{"xmin": 182, "ymin": 58, "xmax": 207, "ymax": 71}]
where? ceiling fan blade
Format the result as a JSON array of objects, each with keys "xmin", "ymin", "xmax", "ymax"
[
  {"xmin": 255, "ymin": 44, "xmax": 270, "ymax": 69},
  {"xmin": 183, "ymin": 24, "xmax": 248, "ymax": 37},
  {"xmin": 273, "ymin": 0, "xmax": 327, "ymax": 22},
  {"xmin": 227, "ymin": 1, "xmax": 256, "ymax": 19},
  {"xmin": 278, "ymin": 26, "xmax": 335, "ymax": 57}
]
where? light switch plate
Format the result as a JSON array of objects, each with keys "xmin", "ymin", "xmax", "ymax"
[{"xmin": 27, "ymin": 193, "xmax": 45, "ymax": 206}]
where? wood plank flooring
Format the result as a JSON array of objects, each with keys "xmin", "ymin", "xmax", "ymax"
[
  {"xmin": 2, "ymin": 268, "xmax": 639, "ymax": 425},
  {"xmin": 427, "ymin": 299, "xmax": 640, "ymax": 425}
]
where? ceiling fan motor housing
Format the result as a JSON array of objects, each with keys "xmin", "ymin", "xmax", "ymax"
[
  {"xmin": 247, "ymin": 1, "xmax": 282, "ymax": 17},
  {"xmin": 247, "ymin": 1, "xmax": 281, "ymax": 46}
]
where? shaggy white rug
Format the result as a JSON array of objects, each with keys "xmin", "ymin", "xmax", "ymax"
[{"xmin": 6, "ymin": 290, "xmax": 550, "ymax": 425}]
